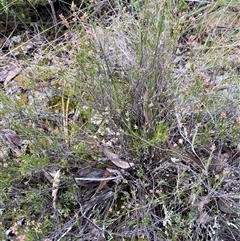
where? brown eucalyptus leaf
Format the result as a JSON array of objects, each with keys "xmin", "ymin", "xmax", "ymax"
[
  {"xmin": 0, "ymin": 129, "xmax": 24, "ymax": 156},
  {"xmin": 96, "ymin": 169, "xmax": 111, "ymax": 193},
  {"xmin": 217, "ymin": 198, "xmax": 238, "ymax": 214},
  {"xmin": 0, "ymin": 129, "xmax": 23, "ymax": 147},
  {"xmin": 103, "ymin": 148, "xmax": 134, "ymax": 169},
  {"xmin": 0, "ymin": 64, "xmax": 22, "ymax": 85}
]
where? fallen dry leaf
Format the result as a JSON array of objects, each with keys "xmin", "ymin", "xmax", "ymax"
[
  {"xmin": 52, "ymin": 169, "xmax": 61, "ymax": 210},
  {"xmin": 95, "ymin": 169, "xmax": 111, "ymax": 193},
  {"xmin": 0, "ymin": 129, "xmax": 23, "ymax": 147},
  {"xmin": 95, "ymin": 168, "xmax": 122, "ymax": 193},
  {"xmin": 0, "ymin": 129, "xmax": 25, "ymax": 156},
  {"xmin": 217, "ymin": 198, "xmax": 237, "ymax": 214},
  {"xmin": 0, "ymin": 63, "xmax": 22, "ymax": 86},
  {"xmin": 103, "ymin": 148, "xmax": 134, "ymax": 169}
]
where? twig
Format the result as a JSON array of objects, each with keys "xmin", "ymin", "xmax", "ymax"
[
  {"xmin": 75, "ymin": 175, "xmax": 123, "ymax": 182},
  {"xmin": 48, "ymin": 0, "xmax": 58, "ymax": 33}
]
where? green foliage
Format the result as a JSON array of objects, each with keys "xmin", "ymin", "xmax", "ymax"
[
  {"xmin": 1, "ymin": 0, "xmax": 240, "ymax": 240},
  {"xmin": 19, "ymin": 155, "xmax": 50, "ymax": 174},
  {"xmin": 0, "ymin": 0, "xmax": 52, "ymax": 23}
]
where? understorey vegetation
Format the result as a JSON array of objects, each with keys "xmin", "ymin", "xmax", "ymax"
[{"xmin": 0, "ymin": 0, "xmax": 240, "ymax": 240}]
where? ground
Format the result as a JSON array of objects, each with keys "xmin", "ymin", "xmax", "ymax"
[{"xmin": 0, "ymin": 1, "xmax": 240, "ymax": 240}]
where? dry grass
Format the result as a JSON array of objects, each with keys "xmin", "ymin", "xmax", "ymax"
[{"xmin": 0, "ymin": 0, "xmax": 240, "ymax": 240}]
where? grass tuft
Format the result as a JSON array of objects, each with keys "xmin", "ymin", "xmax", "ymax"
[{"xmin": 0, "ymin": 0, "xmax": 240, "ymax": 240}]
